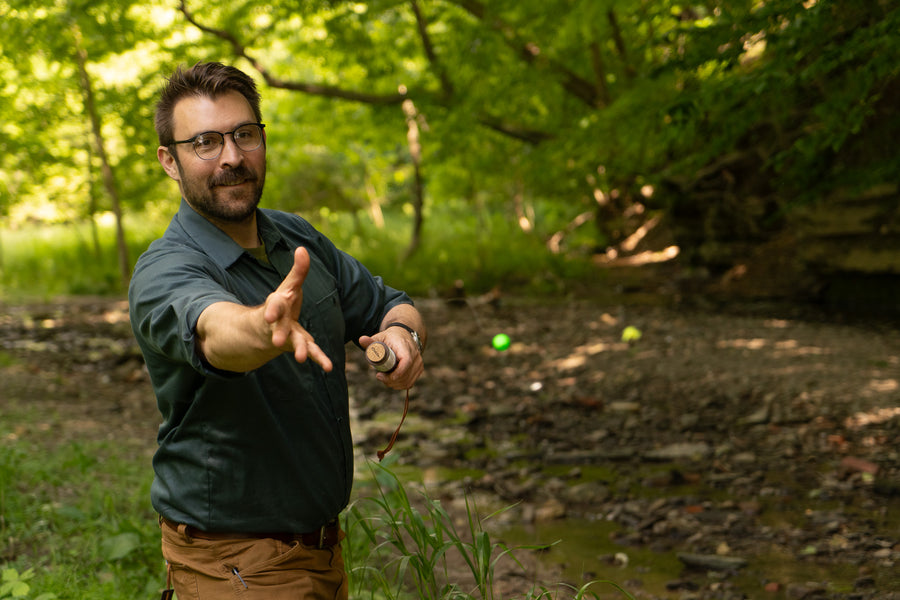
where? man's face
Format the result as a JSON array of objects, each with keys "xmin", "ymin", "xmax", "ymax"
[{"xmin": 158, "ymin": 91, "xmax": 266, "ymax": 224}]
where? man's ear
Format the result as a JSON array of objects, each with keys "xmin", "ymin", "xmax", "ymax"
[{"xmin": 158, "ymin": 146, "xmax": 181, "ymax": 181}]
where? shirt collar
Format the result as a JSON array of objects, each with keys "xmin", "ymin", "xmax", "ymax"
[
  {"xmin": 174, "ymin": 199, "xmax": 260, "ymax": 270},
  {"xmin": 174, "ymin": 199, "xmax": 290, "ymax": 270},
  {"xmin": 256, "ymin": 209, "xmax": 288, "ymax": 252}
]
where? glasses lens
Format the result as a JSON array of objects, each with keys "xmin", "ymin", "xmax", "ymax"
[
  {"xmin": 233, "ymin": 124, "xmax": 263, "ymax": 152},
  {"xmin": 193, "ymin": 132, "xmax": 224, "ymax": 159}
]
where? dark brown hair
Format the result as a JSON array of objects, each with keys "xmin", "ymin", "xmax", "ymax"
[{"xmin": 155, "ymin": 62, "xmax": 262, "ymax": 146}]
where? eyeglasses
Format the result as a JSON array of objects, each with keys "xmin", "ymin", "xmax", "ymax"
[{"xmin": 171, "ymin": 123, "xmax": 266, "ymax": 160}]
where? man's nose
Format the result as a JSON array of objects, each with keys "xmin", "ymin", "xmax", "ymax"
[{"xmin": 218, "ymin": 133, "xmax": 244, "ymax": 165}]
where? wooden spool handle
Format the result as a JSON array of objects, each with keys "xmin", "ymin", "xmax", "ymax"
[{"xmin": 365, "ymin": 341, "xmax": 397, "ymax": 373}]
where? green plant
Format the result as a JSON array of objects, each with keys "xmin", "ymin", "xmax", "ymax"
[
  {"xmin": 343, "ymin": 461, "xmax": 635, "ymax": 600},
  {"xmin": 0, "ymin": 416, "xmax": 162, "ymax": 600},
  {"xmin": 0, "ymin": 568, "xmax": 56, "ymax": 600}
]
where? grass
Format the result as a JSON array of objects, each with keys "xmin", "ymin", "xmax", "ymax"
[
  {"xmin": 0, "ymin": 201, "xmax": 601, "ymax": 301},
  {"xmin": 0, "ymin": 402, "xmax": 633, "ymax": 600},
  {"xmin": 0, "ymin": 216, "xmax": 160, "ymax": 301},
  {"xmin": 346, "ymin": 461, "xmax": 635, "ymax": 600},
  {"xmin": 0, "ymin": 430, "xmax": 160, "ymax": 599}
]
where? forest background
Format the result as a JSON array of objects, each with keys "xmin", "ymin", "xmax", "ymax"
[
  {"xmin": 3, "ymin": 2, "xmax": 900, "ymax": 599},
  {"xmin": 2, "ymin": 0, "xmax": 898, "ymax": 306}
]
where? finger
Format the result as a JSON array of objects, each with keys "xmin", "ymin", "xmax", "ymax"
[
  {"xmin": 379, "ymin": 357, "xmax": 424, "ymax": 390},
  {"xmin": 307, "ymin": 342, "xmax": 334, "ymax": 373},
  {"xmin": 278, "ymin": 247, "xmax": 311, "ymax": 296},
  {"xmin": 264, "ymin": 294, "xmax": 288, "ymax": 327},
  {"xmin": 358, "ymin": 335, "xmax": 375, "ymax": 349},
  {"xmin": 271, "ymin": 320, "xmax": 292, "ymax": 348},
  {"xmin": 265, "ymin": 247, "xmax": 310, "ymax": 326},
  {"xmin": 291, "ymin": 330, "xmax": 333, "ymax": 372}
]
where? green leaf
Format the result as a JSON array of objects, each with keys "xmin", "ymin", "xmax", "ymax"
[
  {"xmin": 101, "ymin": 532, "xmax": 141, "ymax": 561},
  {"xmin": 0, "ymin": 580, "xmax": 30, "ymax": 599}
]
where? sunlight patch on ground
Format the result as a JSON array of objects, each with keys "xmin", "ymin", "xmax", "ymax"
[
  {"xmin": 717, "ymin": 338, "xmax": 767, "ymax": 350},
  {"xmin": 547, "ymin": 341, "xmax": 627, "ymax": 371},
  {"xmin": 845, "ymin": 405, "xmax": 900, "ymax": 429},
  {"xmin": 716, "ymin": 337, "xmax": 832, "ymax": 357}
]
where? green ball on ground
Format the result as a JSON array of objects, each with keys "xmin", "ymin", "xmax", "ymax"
[{"xmin": 492, "ymin": 333, "xmax": 511, "ymax": 351}]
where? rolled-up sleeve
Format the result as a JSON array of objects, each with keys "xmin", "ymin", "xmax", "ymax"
[{"xmin": 129, "ymin": 243, "xmax": 239, "ymax": 374}]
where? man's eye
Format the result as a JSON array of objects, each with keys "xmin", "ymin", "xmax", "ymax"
[{"xmin": 194, "ymin": 135, "xmax": 218, "ymax": 148}]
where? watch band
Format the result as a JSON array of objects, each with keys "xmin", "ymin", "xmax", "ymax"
[{"xmin": 385, "ymin": 322, "xmax": 423, "ymax": 353}]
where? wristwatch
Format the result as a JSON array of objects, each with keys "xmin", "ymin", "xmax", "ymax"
[{"xmin": 386, "ymin": 322, "xmax": 423, "ymax": 354}]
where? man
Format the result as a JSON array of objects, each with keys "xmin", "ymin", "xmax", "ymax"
[{"xmin": 128, "ymin": 61, "xmax": 426, "ymax": 600}]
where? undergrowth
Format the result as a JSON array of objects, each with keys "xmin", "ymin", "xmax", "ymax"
[
  {"xmin": 0, "ymin": 413, "xmax": 632, "ymax": 599},
  {"xmin": 344, "ymin": 460, "xmax": 635, "ymax": 600},
  {"xmin": 0, "ymin": 202, "xmax": 599, "ymax": 301}
]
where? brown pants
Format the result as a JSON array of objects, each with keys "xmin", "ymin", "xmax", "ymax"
[{"xmin": 160, "ymin": 519, "xmax": 348, "ymax": 599}]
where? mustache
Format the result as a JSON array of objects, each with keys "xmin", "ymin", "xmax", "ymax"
[{"xmin": 210, "ymin": 166, "xmax": 256, "ymax": 187}]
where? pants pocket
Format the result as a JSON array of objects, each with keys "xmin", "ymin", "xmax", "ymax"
[{"xmin": 161, "ymin": 525, "xmax": 347, "ymax": 599}]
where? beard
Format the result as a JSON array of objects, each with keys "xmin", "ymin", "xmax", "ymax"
[{"xmin": 176, "ymin": 161, "xmax": 266, "ymax": 224}]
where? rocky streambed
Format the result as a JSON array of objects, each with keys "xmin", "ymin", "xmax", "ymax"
[
  {"xmin": 348, "ymin": 298, "xmax": 900, "ymax": 599},
  {"xmin": 2, "ymin": 296, "xmax": 898, "ymax": 598}
]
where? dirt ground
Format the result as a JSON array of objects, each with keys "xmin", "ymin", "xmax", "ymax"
[{"xmin": 1, "ymin": 289, "xmax": 899, "ymax": 599}]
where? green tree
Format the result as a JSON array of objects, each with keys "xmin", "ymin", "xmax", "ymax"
[
  {"xmin": 0, "ymin": 0, "xmax": 187, "ymax": 284},
  {"xmin": 2, "ymin": 0, "xmax": 898, "ymax": 280},
  {"xmin": 185, "ymin": 0, "xmax": 898, "ymax": 249}
]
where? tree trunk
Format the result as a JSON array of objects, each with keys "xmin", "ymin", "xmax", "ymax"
[
  {"xmin": 402, "ymin": 97, "xmax": 425, "ymax": 260},
  {"xmin": 86, "ymin": 141, "xmax": 101, "ymax": 258},
  {"xmin": 74, "ymin": 32, "xmax": 130, "ymax": 286}
]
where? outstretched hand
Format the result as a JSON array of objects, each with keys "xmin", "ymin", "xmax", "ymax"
[{"xmin": 264, "ymin": 247, "xmax": 333, "ymax": 372}]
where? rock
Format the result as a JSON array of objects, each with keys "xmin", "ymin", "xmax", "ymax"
[
  {"xmin": 644, "ymin": 442, "xmax": 711, "ymax": 461},
  {"xmin": 785, "ymin": 582, "xmax": 827, "ymax": 599},
  {"xmin": 565, "ymin": 482, "xmax": 610, "ymax": 504},
  {"xmin": 840, "ymin": 456, "xmax": 879, "ymax": 475},
  {"xmin": 742, "ymin": 404, "xmax": 770, "ymax": 425},
  {"xmin": 676, "ymin": 553, "xmax": 748, "ymax": 571},
  {"xmin": 873, "ymin": 475, "xmax": 900, "ymax": 497},
  {"xmin": 732, "ymin": 451, "xmax": 757, "ymax": 465},
  {"xmin": 534, "ymin": 498, "xmax": 566, "ymax": 522},
  {"xmin": 608, "ymin": 401, "xmax": 641, "ymax": 412},
  {"xmin": 679, "ymin": 413, "xmax": 699, "ymax": 429},
  {"xmin": 642, "ymin": 469, "xmax": 686, "ymax": 488}
]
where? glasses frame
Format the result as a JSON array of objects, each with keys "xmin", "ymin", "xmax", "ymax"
[{"xmin": 170, "ymin": 123, "xmax": 266, "ymax": 160}]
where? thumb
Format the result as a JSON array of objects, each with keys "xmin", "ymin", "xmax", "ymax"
[
  {"xmin": 281, "ymin": 247, "xmax": 310, "ymax": 294},
  {"xmin": 265, "ymin": 247, "xmax": 310, "ymax": 325}
]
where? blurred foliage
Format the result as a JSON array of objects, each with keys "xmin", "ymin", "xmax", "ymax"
[{"xmin": 0, "ymin": 0, "xmax": 897, "ymax": 291}]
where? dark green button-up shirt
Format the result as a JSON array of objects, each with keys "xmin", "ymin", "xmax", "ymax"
[{"xmin": 128, "ymin": 200, "xmax": 411, "ymax": 533}]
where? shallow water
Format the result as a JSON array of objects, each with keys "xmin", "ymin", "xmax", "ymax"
[{"xmin": 496, "ymin": 514, "xmax": 899, "ymax": 598}]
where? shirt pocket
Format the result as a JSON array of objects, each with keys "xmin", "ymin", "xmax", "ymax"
[{"xmin": 301, "ymin": 287, "xmax": 345, "ymax": 359}]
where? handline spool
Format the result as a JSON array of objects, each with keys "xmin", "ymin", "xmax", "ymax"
[{"xmin": 366, "ymin": 341, "xmax": 397, "ymax": 373}]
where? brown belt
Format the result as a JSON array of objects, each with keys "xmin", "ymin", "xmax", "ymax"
[{"xmin": 160, "ymin": 516, "xmax": 341, "ymax": 549}]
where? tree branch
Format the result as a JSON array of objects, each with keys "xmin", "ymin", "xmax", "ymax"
[
  {"xmin": 177, "ymin": 1, "xmax": 556, "ymax": 143},
  {"xmin": 607, "ymin": 8, "xmax": 636, "ymax": 80},
  {"xmin": 589, "ymin": 39, "xmax": 611, "ymax": 107},
  {"xmin": 410, "ymin": 0, "xmax": 454, "ymax": 100},
  {"xmin": 478, "ymin": 117, "xmax": 554, "ymax": 144},
  {"xmin": 448, "ymin": 0, "xmax": 601, "ymax": 107},
  {"xmin": 178, "ymin": 0, "xmax": 406, "ymax": 105}
]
